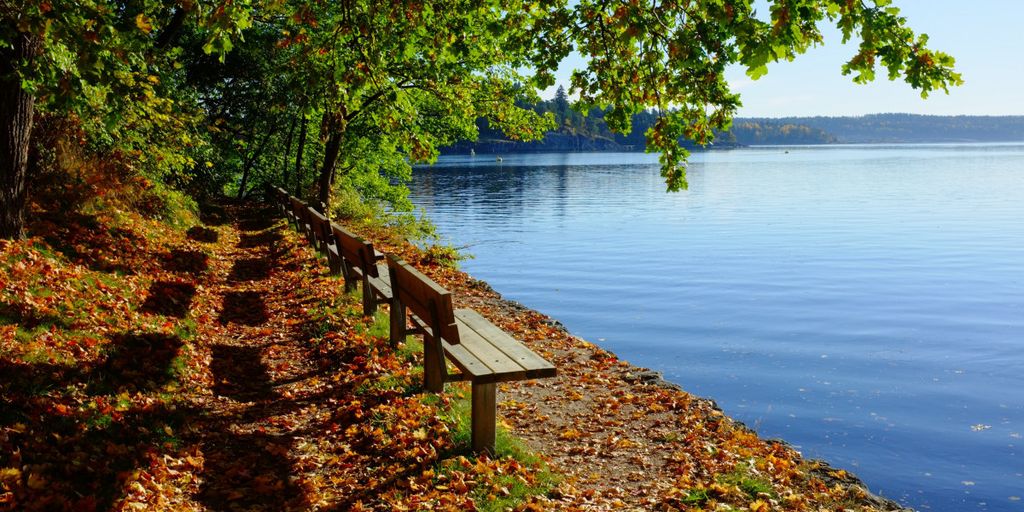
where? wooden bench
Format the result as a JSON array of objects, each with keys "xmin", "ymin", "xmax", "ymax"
[
  {"xmin": 331, "ymin": 223, "xmax": 393, "ymax": 317},
  {"xmin": 273, "ymin": 187, "xmax": 291, "ymax": 221},
  {"xmin": 386, "ymin": 255, "xmax": 556, "ymax": 453},
  {"xmin": 288, "ymin": 197, "xmax": 315, "ymax": 245},
  {"xmin": 305, "ymin": 207, "xmax": 343, "ymax": 275}
]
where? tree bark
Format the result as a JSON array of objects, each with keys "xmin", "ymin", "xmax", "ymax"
[
  {"xmin": 317, "ymin": 130, "xmax": 342, "ymax": 209},
  {"xmin": 1, "ymin": 33, "xmax": 39, "ymax": 239},
  {"xmin": 293, "ymin": 116, "xmax": 308, "ymax": 197},
  {"xmin": 155, "ymin": 7, "xmax": 188, "ymax": 49}
]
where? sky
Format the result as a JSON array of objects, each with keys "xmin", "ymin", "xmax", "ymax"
[{"xmin": 546, "ymin": 1, "xmax": 1024, "ymax": 117}]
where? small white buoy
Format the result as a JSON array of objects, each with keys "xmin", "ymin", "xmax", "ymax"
[{"xmin": 496, "ymin": 156, "xmax": 503, "ymax": 162}]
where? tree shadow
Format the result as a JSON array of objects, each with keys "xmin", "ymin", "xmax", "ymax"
[
  {"xmin": 163, "ymin": 249, "xmax": 209, "ymax": 274},
  {"xmin": 199, "ymin": 341, "xmax": 306, "ymax": 510},
  {"xmin": 186, "ymin": 226, "xmax": 219, "ymax": 243},
  {"xmin": 0, "ymin": 358, "xmax": 81, "ymax": 403},
  {"xmin": 197, "ymin": 431, "xmax": 307, "ymax": 511},
  {"xmin": 87, "ymin": 332, "xmax": 184, "ymax": 395},
  {"xmin": 218, "ymin": 291, "xmax": 268, "ymax": 326},
  {"xmin": 0, "ymin": 300, "xmax": 71, "ymax": 331},
  {"xmin": 0, "ymin": 346, "xmax": 190, "ymax": 511},
  {"xmin": 199, "ymin": 203, "xmax": 229, "ymax": 226},
  {"xmin": 210, "ymin": 344, "xmax": 277, "ymax": 401},
  {"xmin": 0, "ymin": 403, "xmax": 188, "ymax": 511},
  {"xmin": 237, "ymin": 230, "xmax": 282, "ymax": 249},
  {"xmin": 237, "ymin": 216, "xmax": 276, "ymax": 233},
  {"xmin": 228, "ymin": 257, "xmax": 271, "ymax": 282},
  {"xmin": 139, "ymin": 280, "xmax": 196, "ymax": 318},
  {"xmin": 34, "ymin": 212, "xmax": 146, "ymax": 275}
]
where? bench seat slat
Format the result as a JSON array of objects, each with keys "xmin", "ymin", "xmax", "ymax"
[
  {"xmin": 454, "ymin": 309, "xmax": 556, "ymax": 377},
  {"xmin": 452, "ymin": 323, "xmax": 524, "ymax": 379},
  {"xmin": 440, "ymin": 340, "xmax": 494, "ymax": 381},
  {"xmin": 366, "ymin": 274, "xmax": 392, "ymax": 300}
]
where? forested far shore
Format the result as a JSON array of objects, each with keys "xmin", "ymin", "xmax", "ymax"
[{"xmin": 443, "ymin": 96, "xmax": 1024, "ymax": 154}]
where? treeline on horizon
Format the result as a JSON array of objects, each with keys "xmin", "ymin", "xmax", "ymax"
[{"xmin": 445, "ymin": 90, "xmax": 1024, "ymax": 153}]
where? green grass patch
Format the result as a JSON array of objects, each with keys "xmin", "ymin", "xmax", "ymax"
[
  {"xmin": 718, "ymin": 463, "xmax": 775, "ymax": 499},
  {"xmin": 172, "ymin": 318, "xmax": 198, "ymax": 341},
  {"xmin": 679, "ymin": 487, "xmax": 712, "ymax": 506},
  {"xmin": 435, "ymin": 387, "xmax": 560, "ymax": 510}
]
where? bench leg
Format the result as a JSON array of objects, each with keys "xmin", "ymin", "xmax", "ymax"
[
  {"xmin": 423, "ymin": 335, "xmax": 444, "ymax": 393},
  {"xmin": 389, "ymin": 299, "xmax": 405, "ymax": 346},
  {"xmin": 328, "ymin": 256, "xmax": 342, "ymax": 276},
  {"xmin": 471, "ymin": 382, "xmax": 497, "ymax": 454},
  {"xmin": 361, "ymin": 278, "xmax": 377, "ymax": 317}
]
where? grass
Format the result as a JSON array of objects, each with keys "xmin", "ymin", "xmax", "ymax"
[
  {"xmin": 718, "ymin": 463, "xmax": 775, "ymax": 499},
  {"xmin": 438, "ymin": 385, "xmax": 561, "ymax": 511}
]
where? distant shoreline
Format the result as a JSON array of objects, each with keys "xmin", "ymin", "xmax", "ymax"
[
  {"xmin": 443, "ymin": 113, "xmax": 1024, "ymax": 155},
  {"xmin": 440, "ymin": 138, "xmax": 1024, "ymax": 157}
]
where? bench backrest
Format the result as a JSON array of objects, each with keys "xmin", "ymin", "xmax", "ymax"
[
  {"xmin": 331, "ymin": 223, "xmax": 378, "ymax": 277},
  {"xmin": 289, "ymin": 197, "xmax": 306, "ymax": 222},
  {"xmin": 274, "ymin": 187, "xmax": 287, "ymax": 207},
  {"xmin": 306, "ymin": 206, "xmax": 332, "ymax": 252},
  {"xmin": 289, "ymin": 197, "xmax": 314, "ymax": 241},
  {"xmin": 386, "ymin": 256, "xmax": 460, "ymax": 345}
]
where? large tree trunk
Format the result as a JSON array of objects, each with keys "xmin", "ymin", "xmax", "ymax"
[
  {"xmin": 317, "ymin": 130, "xmax": 342, "ymax": 210},
  {"xmin": 293, "ymin": 117, "xmax": 308, "ymax": 197},
  {"xmin": 0, "ymin": 33, "xmax": 39, "ymax": 239}
]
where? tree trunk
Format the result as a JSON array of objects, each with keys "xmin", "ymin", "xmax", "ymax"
[
  {"xmin": 293, "ymin": 117, "xmax": 308, "ymax": 197},
  {"xmin": 0, "ymin": 33, "xmax": 39, "ymax": 239},
  {"xmin": 236, "ymin": 125, "xmax": 277, "ymax": 199},
  {"xmin": 155, "ymin": 7, "xmax": 188, "ymax": 49},
  {"xmin": 317, "ymin": 130, "xmax": 342, "ymax": 209},
  {"xmin": 280, "ymin": 116, "xmax": 296, "ymax": 187}
]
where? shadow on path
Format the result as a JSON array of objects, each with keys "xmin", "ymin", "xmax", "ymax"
[
  {"xmin": 164, "ymin": 249, "xmax": 209, "ymax": 274},
  {"xmin": 199, "ymin": 342, "xmax": 306, "ymax": 510},
  {"xmin": 218, "ymin": 291, "xmax": 269, "ymax": 326},
  {"xmin": 187, "ymin": 226, "xmax": 219, "ymax": 243},
  {"xmin": 210, "ymin": 344, "xmax": 277, "ymax": 401},
  {"xmin": 140, "ymin": 280, "xmax": 196, "ymax": 318},
  {"xmin": 229, "ymin": 257, "xmax": 271, "ymax": 282}
]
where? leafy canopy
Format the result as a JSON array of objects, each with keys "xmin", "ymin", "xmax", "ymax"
[{"xmin": 4, "ymin": 0, "xmax": 961, "ymax": 209}]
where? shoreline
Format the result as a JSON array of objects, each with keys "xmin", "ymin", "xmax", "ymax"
[{"xmin": 411, "ymin": 263, "xmax": 913, "ymax": 510}]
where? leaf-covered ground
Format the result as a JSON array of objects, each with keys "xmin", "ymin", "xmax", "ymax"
[{"xmin": 2, "ymin": 199, "xmax": 907, "ymax": 511}]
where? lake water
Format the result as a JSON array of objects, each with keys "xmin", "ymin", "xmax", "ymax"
[{"xmin": 408, "ymin": 145, "xmax": 1024, "ymax": 511}]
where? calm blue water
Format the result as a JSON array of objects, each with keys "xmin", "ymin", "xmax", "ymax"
[{"xmin": 408, "ymin": 145, "xmax": 1024, "ymax": 511}]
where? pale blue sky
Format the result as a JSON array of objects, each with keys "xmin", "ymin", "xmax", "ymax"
[{"xmin": 547, "ymin": 1, "xmax": 1024, "ymax": 117}]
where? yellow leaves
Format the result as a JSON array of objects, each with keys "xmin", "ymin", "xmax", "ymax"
[
  {"xmin": 749, "ymin": 499, "xmax": 770, "ymax": 511},
  {"xmin": 0, "ymin": 468, "xmax": 21, "ymax": 483},
  {"xmin": 135, "ymin": 14, "xmax": 153, "ymax": 34},
  {"xmin": 560, "ymin": 428, "xmax": 586, "ymax": 440}
]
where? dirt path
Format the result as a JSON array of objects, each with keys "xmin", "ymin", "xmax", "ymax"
[{"xmin": 179, "ymin": 207, "xmax": 319, "ymax": 510}]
